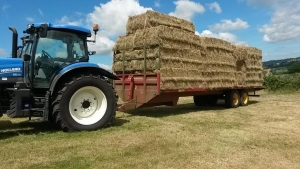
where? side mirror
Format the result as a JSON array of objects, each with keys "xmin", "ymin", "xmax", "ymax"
[
  {"xmin": 89, "ymin": 51, "xmax": 96, "ymax": 55},
  {"xmin": 39, "ymin": 23, "xmax": 48, "ymax": 38},
  {"xmin": 23, "ymin": 54, "xmax": 31, "ymax": 62}
]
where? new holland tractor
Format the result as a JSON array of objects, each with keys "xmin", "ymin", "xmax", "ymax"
[{"xmin": 0, "ymin": 23, "xmax": 119, "ymax": 132}]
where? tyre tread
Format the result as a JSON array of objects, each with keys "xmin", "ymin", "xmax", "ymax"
[{"xmin": 51, "ymin": 74, "xmax": 118, "ymax": 132}]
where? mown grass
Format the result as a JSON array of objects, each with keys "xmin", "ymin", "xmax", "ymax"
[{"xmin": 1, "ymin": 91, "xmax": 300, "ymax": 169}]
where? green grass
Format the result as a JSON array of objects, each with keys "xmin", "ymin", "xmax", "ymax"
[
  {"xmin": 1, "ymin": 92, "xmax": 300, "ymax": 169},
  {"xmin": 263, "ymin": 74, "xmax": 300, "ymax": 93}
]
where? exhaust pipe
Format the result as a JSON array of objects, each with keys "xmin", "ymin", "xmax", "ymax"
[{"xmin": 8, "ymin": 26, "xmax": 18, "ymax": 58}]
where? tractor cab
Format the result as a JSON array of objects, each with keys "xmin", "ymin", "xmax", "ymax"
[{"xmin": 20, "ymin": 23, "xmax": 98, "ymax": 88}]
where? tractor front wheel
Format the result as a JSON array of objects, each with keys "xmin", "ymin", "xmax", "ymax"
[{"xmin": 51, "ymin": 74, "xmax": 117, "ymax": 132}]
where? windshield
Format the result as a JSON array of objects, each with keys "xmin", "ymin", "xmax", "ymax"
[{"xmin": 35, "ymin": 30, "xmax": 87, "ymax": 61}]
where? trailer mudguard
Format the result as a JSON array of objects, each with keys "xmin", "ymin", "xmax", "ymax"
[{"xmin": 49, "ymin": 62, "xmax": 119, "ymax": 95}]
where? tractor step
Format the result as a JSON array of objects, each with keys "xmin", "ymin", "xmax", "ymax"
[
  {"xmin": 30, "ymin": 108, "xmax": 44, "ymax": 117},
  {"xmin": 29, "ymin": 118, "xmax": 45, "ymax": 123}
]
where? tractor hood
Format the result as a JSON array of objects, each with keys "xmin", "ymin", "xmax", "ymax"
[{"xmin": 0, "ymin": 58, "xmax": 23, "ymax": 77}]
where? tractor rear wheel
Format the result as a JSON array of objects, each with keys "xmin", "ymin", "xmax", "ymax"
[{"xmin": 51, "ymin": 74, "xmax": 117, "ymax": 132}]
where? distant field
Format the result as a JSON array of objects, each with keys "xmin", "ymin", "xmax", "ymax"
[{"xmin": 1, "ymin": 91, "xmax": 300, "ymax": 169}]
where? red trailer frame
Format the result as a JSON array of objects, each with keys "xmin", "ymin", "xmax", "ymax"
[{"xmin": 113, "ymin": 73, "xmax": 265, "ymax": 111}]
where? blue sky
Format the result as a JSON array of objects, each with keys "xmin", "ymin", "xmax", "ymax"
[{"xmin": 1, "ymin": 0, "xmax": 300, "ymax": 69}]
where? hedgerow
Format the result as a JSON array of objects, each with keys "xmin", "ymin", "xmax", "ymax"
[{"xmin": 263, "ymin": 74, "xmax": 300, "ymax": 92}]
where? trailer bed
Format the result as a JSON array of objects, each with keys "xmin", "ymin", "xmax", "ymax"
[{"xmin": 113, "ymin": 73, "xmax": 265, "ymax": 111}]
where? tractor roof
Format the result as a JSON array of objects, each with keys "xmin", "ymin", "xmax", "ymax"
[{"xmin": 30, "ymin": 23, "xmax": 91, "ymax": 35}]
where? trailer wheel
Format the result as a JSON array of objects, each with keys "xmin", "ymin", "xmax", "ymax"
[
  {"xmin": 193, "ymin": 95, "xmax": 207, "ymax": 106},
  {"xmin": 51, "ymin": 74, "xmax": 117, "ymax": 132},
  {"xmin": 193, "ymin": 95, "xmax": 218, "ymax": 106},
  {"xmin": 206, "ymin": 95, "xmax": 219, "ymax": 106},
  {"xmin": 240, "ymin": 90, "xmax": 249, "ymax": 106},
  {"xmin": 225, "ymin": 90, "xmax": 240, "ymax": 108}
]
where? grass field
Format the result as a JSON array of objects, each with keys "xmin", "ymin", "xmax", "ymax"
[{"xmin": 1, "ymin": 91, "xmax": 300, "ymax": 169}]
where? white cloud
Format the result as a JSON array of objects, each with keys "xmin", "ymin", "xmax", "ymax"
[
  {"xmin": 155, "ymin": 0, "xmax": 160, "ymax": 7},
  {"xmin": 38, "ymin": 8, "xmax": 43, "ymax": 16},
  {"xmin": 209, "ymin": 18, "xmax": 249, "ymax": 32},
  {"xmin": 169, "ymin": 0, "xmax": 205, "ymax": 21},
  {"xmin": 98, "ymin": 63, "xmax": 111, "ymax": 70},
  {"xmin": 2, "ymin": 4, "xmax": 10, "ymax": 12},
  {"xmin": 197, "ymin": 30, "xmax": 248, "ymax": 45},
  {"xmin": 72, "ymin": 0, "xmax": 152, "ymax": 55},
  {"xmin": 56, "ymin": 16, "xmax": 83, "ymax": 26},
  {"xmin": 0, "ymin": 48, "xmax": 6, "ymax": 56},
  {"xmin": 26, "ymin": 17, "xmax": 35, "ymax": 22},
  {"xmin": 85, "ymin": 0, "xmax": 152, "ymax": 37},
  {"xmin": 246, "ymin": 0, "xmax": 286, "ymax": 7},
  {"xmin": 207, "ymin": 2, "xmax": 222, "ymax": 14},
  {"xmin": 88, "ymin": 36, "xmax": 115, "ymax": 56},
  {"xmin": 257, "ymin": 0, "xmax": 300, "ymax": 43}
]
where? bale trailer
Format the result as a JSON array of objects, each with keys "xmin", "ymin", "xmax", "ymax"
[{"xmin": 113, "ymin": 47, "xmax": 265, "ymax": 112}]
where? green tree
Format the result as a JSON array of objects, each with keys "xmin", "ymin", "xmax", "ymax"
[{"xmin": 287, "ymin": 61, "xmax": 300, "ymax": 74}]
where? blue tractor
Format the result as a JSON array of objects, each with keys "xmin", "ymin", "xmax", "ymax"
[{"xmin": 0, "ymin": 23, "xmax": 119, "ymax": 132}]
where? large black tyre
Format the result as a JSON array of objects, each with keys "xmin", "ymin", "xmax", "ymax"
[
  {"xmin": 206, "ymin": 95, "xmax": 219, "ymax": 106},
  {"xmin": 193, "ymin": 95, "xmax": 218, "ymax": 106},
  {"xmin": 51, "ymin": 74, "xmax": 118, "ymax": 132},
  {"xmin": 224, "ymin": 90, "xmax": 240, "ymax": 108},
  {"xmin": 193, "ymin": 95, "xmax": 207, "ymax": 106},
  {"xmin": 240, "ymin": 90, "xmax": 249, "ymax": 106}
]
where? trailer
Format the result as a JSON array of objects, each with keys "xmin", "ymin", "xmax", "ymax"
[{"xmin": 113, "ymin": 48, "xmax": 265, "ymax": 112}]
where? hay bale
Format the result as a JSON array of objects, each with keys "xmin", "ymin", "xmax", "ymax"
[
  {"xmin": 113, "ymin": 47, "xmax": 204, "ymax": 61},
  {"xmin": 113, "ymin": 25, "xmax": 203, "ymax": 51},
  {"xmin": 231, "ymin": 44, "xmax": 263, "ymax": 87},
  {"xmin": 126, "ymin": 10, "xmax": 195, "ymax": 35},
  {"xmin": 202, "ymin": 37, "xmax": 233, "ymax": 52},
  {"xmin": 113, "ymin": 16, "xmax": 263, "ymax": 89},
  {"xmin": 232, "ymin": 45, "xmax": 248, "ymax": 60}
]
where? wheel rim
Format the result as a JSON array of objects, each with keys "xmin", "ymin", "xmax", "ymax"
[
  {"xmin": 232, "ymin": 92, "xmax": 239, "ymax": 105},
  {"xmin": 69, "ymin": 86, "xmax": 107, "ymax": 125},
  {"xmin": 242, "ymin": 92, "xmax": 248, "ymax": 105}
]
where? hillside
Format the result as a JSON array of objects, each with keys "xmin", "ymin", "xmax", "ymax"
[
  {"xmin": 262, "ymin": 57, "xmax": 300, "ymax": 74},
  {"xmin": 263, "ymin": 57, "xmax": 300, "ymax": 69}
]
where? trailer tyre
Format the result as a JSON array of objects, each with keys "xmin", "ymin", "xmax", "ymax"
[
  {"xmin": 193, "ymin": 95, "xmax": 218, "ymax": 106},
  {"xmin": 225, "ymin": 90, "xmax": 240, "ymax": 108},
  {"xmin": 193, "ymin": 95, "xmax": 207, "ymax": 106},
  {"xmin": 240, "ymin": 90, "xmax": 249, "ymax": 106},
  {"xmin": 206, "ymin": 95, "xmax": 219, "ymax": 106},
  {"xmin": 51, "ymin": 74, "xmax": 117, "ymax": 132}
]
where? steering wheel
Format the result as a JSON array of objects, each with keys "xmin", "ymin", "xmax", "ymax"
[{"xmin": 42, "ymin": 50, "xmax": 53, "ymax": 59}]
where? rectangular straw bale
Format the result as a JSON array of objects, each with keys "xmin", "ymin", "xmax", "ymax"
[
  {"xmin": 201, "ymin": 37, "xmax": 233, "ymax": 52},
  {"xmin": 113, "ymin": 46, "xmax": 204, "ymax": 61},
  {"xmin": 112, "ymin": 25, "xmax": 204, "ymax": 51},
  {"xmin": 126, "ymin": 10, "xmax": 195, "ymax": 35},
  {"xmin": 232, "ymin": 45, "xmax": 248, "ymax": 60},
  {"xmin": 160, "ymin": 77, "xmax": 236, "ymax": 90},
  {"xmin": 231, "ymin": 44, "xmax": 264, "ymax": 87},
  {"xmin": 113, "ymin": 56, "xmax": 208, "ymax": 73}
]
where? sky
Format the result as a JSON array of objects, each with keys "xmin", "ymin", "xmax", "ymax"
[{"xmin": 1, "ymin": 0, "xmax": 300, "ymax": 70}]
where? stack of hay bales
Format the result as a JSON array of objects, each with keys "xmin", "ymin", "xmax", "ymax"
[{"xmin": 112, "ymin": 10, "xmax": 263, "ymax": 90}]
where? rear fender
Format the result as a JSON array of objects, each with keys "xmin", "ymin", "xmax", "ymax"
[{"xmin": 49, "ymin": 63, "xmax": 119, "ymax": 95}]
